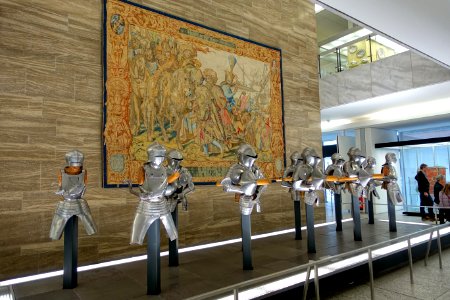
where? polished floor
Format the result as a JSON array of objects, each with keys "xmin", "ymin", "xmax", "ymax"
[{"xmin": 8, "ymin": 207, "xmax": 445, "ymax": 300}]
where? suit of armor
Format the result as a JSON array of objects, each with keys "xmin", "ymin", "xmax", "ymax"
[
  {"xmin": 343, "ymin": 147, "xmax": 370, "ymax": 197},
  {"xmin": 381, "ymin": 152, "xmax": 404, "ymax": 204},
  {"xmin": 281, "ymin": 151, "xmax": 302, "ymax": 201},
  {"xmin": 49, "ymin": 150, "xmax": 97, "ymax": 240},
  {"xmin": 128, "ymin": 143, "xmax": 178, "ymax": 245},
  {"xmin": 221, "ymin": 144, "xmax": 266, "ymax": 215},
  {"xmin": 166, "ymin": 150, "xmax": 195, "ymax": 212},
  {"xmin": 363, "ymin": 156, "xmax": 380, "ymax": 199},
  {"xmin": 292, "ymin": 147, "xmax": 324, "ymax": 205},
  {"xmin": 325, "ymin": 153, "xmax": 345, "ymax": 194}
]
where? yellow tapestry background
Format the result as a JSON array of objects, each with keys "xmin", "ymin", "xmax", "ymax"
[{"xmin": 104, "ymin": 0, "xmax": 284, "ymax": 185}]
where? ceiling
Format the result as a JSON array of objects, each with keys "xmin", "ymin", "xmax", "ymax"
[{"xmin": 315, "ymin": 0, "xmax": 450, "ymax": 137}]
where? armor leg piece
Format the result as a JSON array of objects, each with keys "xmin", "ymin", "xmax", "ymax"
[
  {"xmin": 160, "ymin": 214, "xmax": 178, "ymax": 241},
  {"xmin": 131, "ymin": 212, "xmax": 159, "ymax": 245}
]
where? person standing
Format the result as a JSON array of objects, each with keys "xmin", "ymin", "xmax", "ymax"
[
  {"xmin": 439, "ymin": 183, "xmax": 450, "ymax": 224},
  {"xmin": 415, "ymin": 164, "xmax": 435, "ymax": 221},
  {"xmin": 434, "ymin": 175, "xmax": 445, "ymax": 223}
]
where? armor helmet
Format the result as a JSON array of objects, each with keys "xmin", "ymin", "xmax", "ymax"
[
  {"xmin": 147, "ymin": 142, "xmax": 166, "ymax": 166},
  {"xmin": 385, "ymin": 152, "xmax": 397, "ymax": 164},
  {"xmin": 331, "ymin": 153, "xmax": 344, "ymax": 165},
  {"xmin": 301, "ymin": 147, "xmax": 317, "ymax": 166},
  {"xmin": 167, "ymin": 149, "xmax": 183, "ymax": 170},
  {"xmin": 366, "ymin": 156, "xmax": 376, "ymax": 167},
  {"xmin": 237, "ymin": 144, "xmax": 257, "ymax": 168},
  {"xmin": 290, "ymin": 151, "xmax": 302, "ymax": 166},
  {"xmin": 65, "ymin": 150, "xmax": 84, "ymax": 167}
]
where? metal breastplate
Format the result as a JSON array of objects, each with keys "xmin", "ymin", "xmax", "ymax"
[
  {"xmin": 61, "ymin": 170, "xmax": 85, "ymax": 199},
  {"xmin": 230, "ymin": 164, "xmax": 258, "ymax": 196},
  {"xmin": 142, "ymin": 164, "xmax": 168, "ymax": 196}
]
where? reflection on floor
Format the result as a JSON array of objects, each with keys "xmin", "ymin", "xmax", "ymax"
[{"xmin": 7, "ymin": 208, "xmax": 444, "ymax": 300}]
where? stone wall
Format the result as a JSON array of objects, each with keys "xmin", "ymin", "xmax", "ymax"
[{"xmin": 0, "ymin": 0, "xmax": 321, "ymax": 280}]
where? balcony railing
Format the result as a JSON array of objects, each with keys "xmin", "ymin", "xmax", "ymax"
[{"xmin": 318, "ymin": 33, "xmax": 408, "ymax": 78}]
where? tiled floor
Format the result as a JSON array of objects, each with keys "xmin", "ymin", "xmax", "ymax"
[{"xmin": 8, "ymin": 208, "xmax": 444, "ymax": 300}]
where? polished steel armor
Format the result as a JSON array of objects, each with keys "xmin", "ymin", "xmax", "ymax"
[
  {"xmin": 166, "ymin": 149, "xmax": 195, "ymax": 212},
  {"xmin": 128, "ymin": 143, "xmax": 178, "ymax": 245},
  {"xmin": 381, "ymin": 152, "xmax": 404, "ymax": 204},
  {"xmin": 292, "ymin": 147, "xmax": 324, "ymax": 205},
  {"xmin": 343, "ymin": 147, "xmax": 370, "ymax": 197},
  {"xmin": 221, "ymin": 144, "xmax": 266, "ymax": 215},
  {"xmin": 324, "ymin": 153, "xmax": 345, "ymax": 194},
  {"xmin": 281, "ymin": 151, "xmax": 302, "ymax": 201},
  {"xmin": 49, "ymin": 150, "xmax": 97, "ymax": 240},
  {"xmin": 363, "ymin": 156, "xmax": 380, "ymax": 199}
]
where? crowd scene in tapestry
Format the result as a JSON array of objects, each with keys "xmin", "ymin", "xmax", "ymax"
[{"xmin": 126, "ymin": 25, "xmax": 278, "ymax": 167}]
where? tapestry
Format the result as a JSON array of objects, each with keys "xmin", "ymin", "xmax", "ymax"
[{"xmin": 103, "ymin": 0, "xmax": 285, "ymax": 186}]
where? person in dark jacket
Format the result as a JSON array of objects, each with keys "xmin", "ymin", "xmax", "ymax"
[
  {"xmin": 415, "ymin": 163, "xmax": 435, "ymax": 221},
  {"xmin": 434, "ymin": 174, "xmax": 445, "ymax": 223}
]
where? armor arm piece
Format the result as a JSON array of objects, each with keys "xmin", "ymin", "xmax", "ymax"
[
  {"xmin": 221, "ymin": 165, "xmax": 245, "ymax": 194},
  {"xmin": 292, "ymin": 165, "xmax": 313, "ymax": 191},
  {"xmin": 281, "ymin": 168, "xmax": 294, "ymax": 188}
]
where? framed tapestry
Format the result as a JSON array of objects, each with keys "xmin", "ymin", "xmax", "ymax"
[{"xmin": 103, "ymin": 0, "xmax": 285, "ymax": 187}]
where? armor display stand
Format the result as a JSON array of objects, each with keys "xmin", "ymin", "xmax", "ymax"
[
  {"xmin": 351, "ymin": 195, "xmax": 362, "ymax": 241},
  {"xmin": 147, "ymin": 221, "xmax": 161, "ymax": 295},
  {"xmin": 294, "ymin": 200, "xmax": 302, "ymax": 240},
  {"xmin": 241, "ymin": 214, "xmax": 253, "ymax": 270},
  {"xmin": 368, "ymin": 194, "xmax": 375, "ymax": 224},
  {"xmin": 169, "ymin": 206, "xmax": 179, "ymax": 267},
  {"xmin": 305, "ymin": 203, "xmax": 316, "ymax": 253},
  {"xmin": 63, "ymin": 216, "xmax": 78, "ymax": 289},
  {"xmin": 387, "ymin": 193, "xmax": 397, "ymax": 232},
  {"xmin": 334, "ymin": 193, "xmax": 342, "ymax": 231}
]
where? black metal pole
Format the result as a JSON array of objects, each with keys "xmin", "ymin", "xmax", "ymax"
[
  {"xmin": 305, "ymin": 203, "xmax": 316, "ymax": 253},
  {"xmin": 241, "ymin": 214, "xmax": 253, "ymax": 270},
  {"xmin": 368, "ymin": 193, "xmax": 375, "ymax": 224},
  {"xmin": 387, "ymin": 193, "xmax": 397, "ymax": 232},
  {"xmin": 294, "ymin": 201, "xmax": 302, "ymax": 240},
  {"xmin": 169, "ymin": 205, "xmax": 179, "ymax": 267},
  {"xmin": 334, "ymin": 193, "xmax": 342, "ymax": 231},
  {"xmin": 63, "ymin": 216, "xmax": 78, "ymax": 289},
  {"xmin": 147, "ymin": 221, "xmax": 161, "ymax": 295},
  {"xmin": 351, "ymin": 195, "xmax": 362, "ymax": 241}
]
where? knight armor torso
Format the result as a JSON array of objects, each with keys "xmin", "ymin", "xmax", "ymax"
[
  {"xmin": 141, "ymin": 163, "xmax": 169, "ymax": 201},
  {"xmin": 49, "ymin": 169, "xmax": 97, "ymax": 240}
]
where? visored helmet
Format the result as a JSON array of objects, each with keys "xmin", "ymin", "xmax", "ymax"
[
  {"xmin": 65, "ymin": 150, "xmax": 84, "ymax": 167},
  {"xmin": 331, "ymin": 153, "xmax": 344, "ymax": 165},
  {"xmin": 365, "ymin": 156, "xmax": 377, "ymax": 167},
  {"xmin": 167, "ymin": 149, "xmax": 183, "ymax": 170},
  {"xmin": 385, "ymin": 152, "xmax": 397, "ymax": 164},
  {"xmin": 147, "ymin": 142, "xmax": 166, "ymax": 162},
  {"xmin": 301, "ymin": 147, "xmax": 317, "ymax": 166},
  {"xmin": 290, "ymin": 151, "xmax": 302, "ymax": 166},
  {"xmin": 237, "ymin": 143, "xmax": 257, "ymax": 168}
]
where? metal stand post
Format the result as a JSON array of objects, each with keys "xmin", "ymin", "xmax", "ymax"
[
  {"xmin": 294, "ymin": 201, "xmax": 302, "ymax": 240},
  {"xmin": 63, "ymin": 216, "xmax": 78, "ymax": 289},
  {"xmin": 334, "ymin": 193, "xmax": 342, "ymax": 231},
  {"xmin": 169, "ymin": 205, "xmax": 179, "ymax": 267},
  {"xmin": 306, "ymin": 203, "xmax": 316, "ymax": 253},
  {"xmin": 368, "ymin": 193, "xmax": 374, "ymax": 224},
  {"xmin": 241, "ymin": 214, "xmax": 253, "ymax": 270},
  {"xmin": 147, "ymin": 221, "xmax": 161, "ymax": 295},
  {"xmin": 351, "ymin": 195, "xmax": 362, "ymax": 241},
  {"xmin": 387, "ymin": 193, "xmax": 397, "ymax": 232}
]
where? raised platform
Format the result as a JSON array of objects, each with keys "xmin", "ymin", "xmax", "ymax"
[{"xmin": 5, "ymin": 212, "xmax": 446, "ymax": 300}]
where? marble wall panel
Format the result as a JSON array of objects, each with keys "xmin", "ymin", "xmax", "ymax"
[
  {"xmin": 0, "ymin": 0, "xmax": 321, "ymax": 280},
  {"xmin": 411, "ymin": 52, "xmax": 450, "ymax": 87},
  {"xmin": 337, "ymin": 63, "xmax": 372, "ymax": 105},
  {"xmin": 321, "ymin": 51, "xmax": 450, "ymax": 109},
  {"xmin": 319, "ymin": 74, "xmax": 339, "ymax": 109},
  {"xmin": 371, "ymin": 52, "xmax": 413, "ymax": 97}
]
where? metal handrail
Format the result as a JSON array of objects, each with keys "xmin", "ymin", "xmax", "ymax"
[{"xmin": 186, "ymin": 223, "xmax": 449, "ymax": 300}]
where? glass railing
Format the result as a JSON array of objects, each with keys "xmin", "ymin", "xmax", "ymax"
[{"xmin": 318, "ymin": 33, "xmax": 409, "ymax": 78}]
